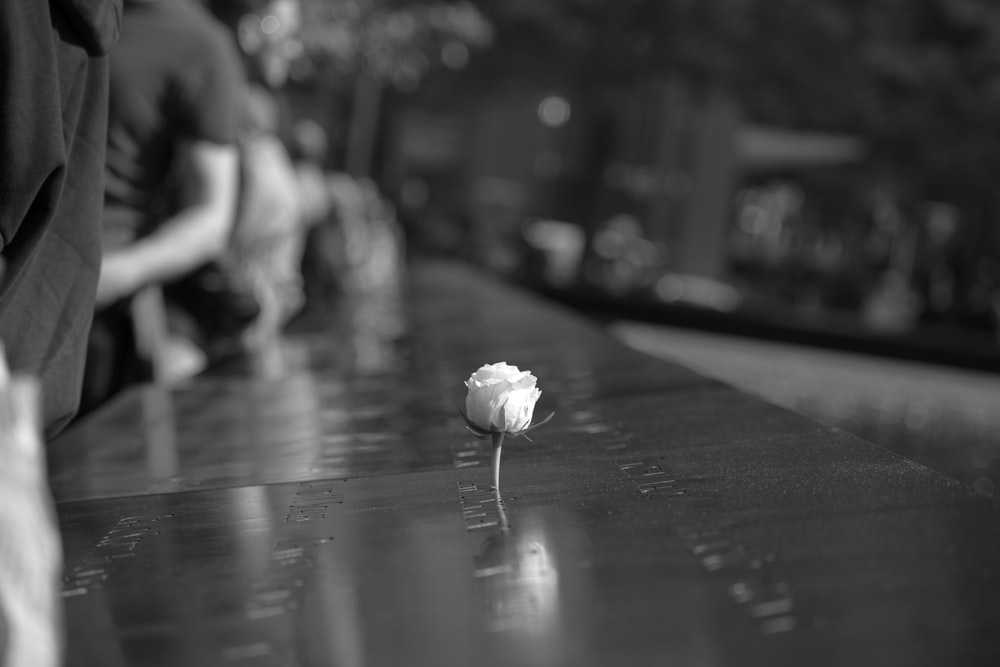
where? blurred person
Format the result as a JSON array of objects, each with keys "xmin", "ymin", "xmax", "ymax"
[
  {"xmin": 226, "ymin": 85, "xmax": 305, "ymax": 346},
  {"xmin": 332, "ymin": 175, "xmax": 405, "ymax": 295},
  {"xmin": 205, "ymin": 0, "xmax": 313, "ymax": 347},
  {"xmin": 294, "ymin": 119, "xmax": 350, "ymax": 317},
  {"xmin": 81, "ymin": 0, "xmax": 244, "ymax": 414},
  {"xmin": 211, "ymin": 0, "xmax": 406, "ymax": 343},
  {"xmin": 0, "ymin": 1, "xmax": 121, "ymax": 439},
  {"xmin": 292, "ymin": 118, "xmax": 337, "ymax": 229},
  {"xmin": 912, "ymin": 201, "xmax": 964, "ymax": 325},
  {"xmin": 582, "ymin": 213, "xmax": 662, "ymax": 297}
]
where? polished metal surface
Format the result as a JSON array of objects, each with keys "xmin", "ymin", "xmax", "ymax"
[{"xmin": 51, "ymin": 261, "xmax": 1000, "ymax": 666}]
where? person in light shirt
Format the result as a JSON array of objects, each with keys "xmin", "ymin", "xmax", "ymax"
[{"xmin": 0, "ymin": 0, "xmax": 121, "ymax": 439}]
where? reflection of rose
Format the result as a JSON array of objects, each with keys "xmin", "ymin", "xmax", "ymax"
[
  {"xmin": 465, "ymin": 362, "xmax": 541, "ymax": 434},
  {"xmin": 474, "ymin": 529, "xmax": 559, "ymax": 634}
]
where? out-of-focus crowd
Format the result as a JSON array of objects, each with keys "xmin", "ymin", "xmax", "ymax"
[
  {"xmin": 59, "ymin": 0, "xmax": 403, "ymax": 427},
  {"xmin": 0, "ymin": 3, "xmax": 402, "ymax": 663},
  {"xmin": 82, "ymin": 0, "xmax": 403, "ymax": 420}
]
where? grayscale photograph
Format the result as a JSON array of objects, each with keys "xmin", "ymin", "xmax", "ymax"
[{"xmin": 2, "ymin": 1, "xmax": 1000, "ymax": 666}]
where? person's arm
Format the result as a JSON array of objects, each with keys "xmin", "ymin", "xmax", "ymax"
[{"xmin": 96, "ymin": 139, "xmax": 239, "ymax": 307}]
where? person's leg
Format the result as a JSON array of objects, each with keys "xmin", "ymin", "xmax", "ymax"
[{"xmin": 78, "ymin": 303, "xmax": 151, "ymax": 420}]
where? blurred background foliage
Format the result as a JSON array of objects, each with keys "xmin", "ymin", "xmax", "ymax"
[
  {"xmin": 297, "ymin": 0, "xmax": 1000, "ymax": 212},
  {"xmin": 296, "ymin": 0, "xmax": 493, "ymax": 90}
]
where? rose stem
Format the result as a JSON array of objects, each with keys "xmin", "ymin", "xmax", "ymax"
[
  {"xmin": 495, "ymin": 495, "xmax": 510, "ymax": 534},
  {"xmin": 491, "ymin": 430, "xmax": 505, "ymax": 496}
]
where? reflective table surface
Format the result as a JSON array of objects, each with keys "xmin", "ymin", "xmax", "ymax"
[{"xmin": 50, "ymin": 261, "xmax": 1000, "ymax": 666}]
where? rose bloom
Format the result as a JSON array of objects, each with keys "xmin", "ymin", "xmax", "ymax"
[{"xmin": 465, "ymin": 362, "xmax": 541, "ymax": 434}]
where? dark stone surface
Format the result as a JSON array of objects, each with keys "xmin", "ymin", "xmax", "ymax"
[{"xmin": 50, "ymin": 261, "xmax": 1000, "ymax": 666}]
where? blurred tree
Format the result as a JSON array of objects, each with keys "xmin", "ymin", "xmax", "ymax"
[
  {"xmin": 297, "ymin": 0, "xmax": 492, "ymax": 91},
  {"xmin": 293, "ymin": 0, "xmax": 493, "ymax": 174}
]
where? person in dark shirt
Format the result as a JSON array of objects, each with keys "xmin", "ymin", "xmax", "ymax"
[
  {"xmin": 98, "ymin": 0, "xmax": 244, "ymax": 293},
  {"xmin": 1, "ymin": 1, "xmax": 120, "ymax": 664},
  {"xmin": 80, "ymin": 0, "xmax": 245, "ymax": 413},
  {"xmin": 0, "ymin": 0, "xmax": 122, "ymax": 439}
]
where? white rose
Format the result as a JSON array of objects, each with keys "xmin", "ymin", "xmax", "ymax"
[{"xmin": 465, "ymin": 362, "xmax": 542, "ymax": 434}]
